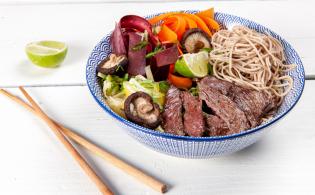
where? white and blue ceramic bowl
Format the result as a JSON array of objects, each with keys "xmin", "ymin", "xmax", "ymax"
[{"xmin": 86, "ymin": 11, "xmax": 305, "ymax": 158}]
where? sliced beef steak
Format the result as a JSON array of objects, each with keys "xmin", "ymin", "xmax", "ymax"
[
  {"xmin": 199, "ymin": 76, "xmax": 232, "ymax": 96},
  {"xmin": 181, "ymin": 91, "xmax": 205, "ymax": 137},
  {"xmin": 162, "ymin": 85, "xmax": 185, "ymax": 136},
  {"xmin": 229, "ymin": 85, "xmax": 276, "ymax": 127},
  {"xmin": 162, "ymin": 76, "xmax": 277, "ymax": 137},
  {"xmin": 204, "ymin": 114, "xmax": 229, "ymax": 136},
  {"xmin": 199, "ymin": 76, "xmax": 277, "ymax": 128},
  {"xmin": 198, "ymin": 82, "xmax": 249, "ymax": 133}
]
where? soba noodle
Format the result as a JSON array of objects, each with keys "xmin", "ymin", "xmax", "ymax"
[{"xmin": 210, "ymin": 26, "xmax": 295, "ymax": 105}]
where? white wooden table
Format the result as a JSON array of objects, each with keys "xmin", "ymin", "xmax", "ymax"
[{"xmin": 0, "ymin": 1, "xmax": 314, "ymax": 194}]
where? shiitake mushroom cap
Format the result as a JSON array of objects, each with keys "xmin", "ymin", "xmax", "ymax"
[
  {"xmin": 97, "ymin": 54, "xmax": 128, "ymax": 75},
  {"xmin": 181, "ymin": 28, "xmax": 211, "ymax": 53},
  {"xmin": 124, "ymin": 92, "xmax": 161, "ymax": 129}
]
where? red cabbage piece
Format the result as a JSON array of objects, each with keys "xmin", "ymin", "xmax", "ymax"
[
  {"xmin": 110, "ymin": 23, "xmax": 127, "ymax": 55},
  {"xmin": 150, "ymin": 44, "xmax": 179, "ymax": 81},
  {"xmin": 127, "ymin": 32, "xmax": 146, "ymax": 76},
  {"xmin": 121, "ymin": 28, "xmax": 136, "ymax": 48},
  {"xmin": 151, "ymin": 63, "xmax": 170, "ymax": 81},
  {"xmin": 145, "ymin": 43, "xmax": 153, "ymax": 66},
  {"xmin": 154, "ymin": 44, "xmax": 179, "ymax": 67},
  {"xmin": 120, "ymin": 15, "xmax": 159, "ymax": 46},
  {"xmin": 146, "ymin": 43, "xmax": 153, "ymax": 54}
]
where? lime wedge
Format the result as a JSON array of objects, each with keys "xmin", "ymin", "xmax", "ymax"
[
  {"xmin": 25, "ymin": 41, "xmax": 67, "ymax": 68},
  {"xmin": 175, "ymin": 51, "xmax": 209, "ymax": 78}
]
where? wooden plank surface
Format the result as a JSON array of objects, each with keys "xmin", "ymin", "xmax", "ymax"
[
  {"xmin": 0, "ymin": 0, "xmax": 213, "ymax": 4},
  {"xmin": 0, "ymin": 0, "xmax": 280, "ymax": 5},
  {"xmin": 0, "ymin": 81, "xmax": 314, "ymax": 195},
  {"xmin": 0, "ymin": 1, "xmax": 314, "ymax": 87},
  {"xmin": 1, "ymin": 1, "xmax": 314, "ymax": 194}
]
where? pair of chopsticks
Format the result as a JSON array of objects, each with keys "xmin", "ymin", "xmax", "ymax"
[{"xmin": 0, "ymin": 87, "xmax": 167, "ymax": 195}]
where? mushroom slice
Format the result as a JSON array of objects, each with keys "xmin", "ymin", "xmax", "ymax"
[
  {"xmin": 124, "ymin": 92, "xmax": 161, "ymax": 129},
  {"xmin": 97, "ymin": 54, "xmax": 128, "ymax": 75},
  {"xmin": 181, "ymin": 28, "xmax": 211, "ymax": 53}
]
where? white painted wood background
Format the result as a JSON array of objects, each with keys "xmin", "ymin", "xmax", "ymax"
[{"xmin": 0, "ymin": 1, "xmax": 314, "ymax": 195}]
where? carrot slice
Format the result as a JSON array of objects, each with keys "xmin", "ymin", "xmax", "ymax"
[
  {"xmin": 183, "ymin": 16, "xmax": 197, "ymax": 29},
  {"xmin": 169, "ymin": 63, "xmax": 175, "ymax": 74},
  {"xmin": 177, "ymin": 43, "xmax": 183, "ymax": 55},
  {"xmin": 168, "ymin": 65, "xmax": 192, "ymax": 89},
  {"xmin": 168, "ymin": 74, "xmax": 192, "ymax": 89},
  {"xmin": 199, "ymin": 16, "xmax": 220, "ymax": 31},
  {"xmin": 161, "ymin": 40, "xmax": 176, "ymax": 44},
  {"xmin": 196, "ymin": 7, "xmax": 214, "ymax": 19},
  {"xmin": 152, "ymin": 11, "xmax": 213, "ymax": 42},
  {"xmin": 164, "ymin": 15, "xmax": 186, "ymax": 40},
  {"xmin": 158, "ymin": 24, "xmax": 178, "ymax": 43},
  {"xmin": 164, "ymin": 17, "xmax": 178, "ymax": 30},
  {"xmin": 148, "ymin": 12, "xmax": 179, "ymax": 25},
  {"xmin": 178, "ymin": 13, "xmax": 212, "ymax": 37}
]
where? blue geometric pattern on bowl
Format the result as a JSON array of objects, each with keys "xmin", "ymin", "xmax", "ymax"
[{"xmin": 86, "ymin": 11, "xmax": 305, "ymax": 158}]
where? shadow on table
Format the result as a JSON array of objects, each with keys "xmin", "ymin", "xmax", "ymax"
[
  {"xmin": 16, "ymin": 59, "xmax": 54, "ymax": 78},
  {"xmin": 230, "ymin": 138, "xmax": 268, "ymax": 158},
  {"xmin": 184, "ymin": 135, "xmax": 272, "ymax": 165},
  {"xmin": 63, "ymin": 41, "xmax": 88, "ymax": 66}
]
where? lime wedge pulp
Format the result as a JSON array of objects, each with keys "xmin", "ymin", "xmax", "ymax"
[
  {"xmin": 25, "ymin": 40, "xmax": 67, "ymax": 68},
  {"xmin": 175, "ymin": 51, "xmax": 209, "ymax": 78}
]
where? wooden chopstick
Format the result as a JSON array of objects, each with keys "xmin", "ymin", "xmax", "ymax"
[
  {"xmin": 58, "ymin": 125, "xmax": 168, "ymax": 193},
  {"xmin": 0, "ymin": 88, "xmax": 167, "ymax": 193},
  {"xmin": 15, "ymin": 87, "xmax": 113, "ymax": 195}
]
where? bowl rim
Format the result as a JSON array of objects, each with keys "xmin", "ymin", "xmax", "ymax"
[{"xmin": 86, "ymin": 11, "xmax": 305, "ymax": 142}]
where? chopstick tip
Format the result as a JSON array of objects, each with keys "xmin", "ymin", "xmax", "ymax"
[
  {"xmin": 161, "ymin": 184, "xmax": 168, "ymax": 193},
  {"xmin": 0, "ymin": 88, "xmax": 9, "ymax": 95}
]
